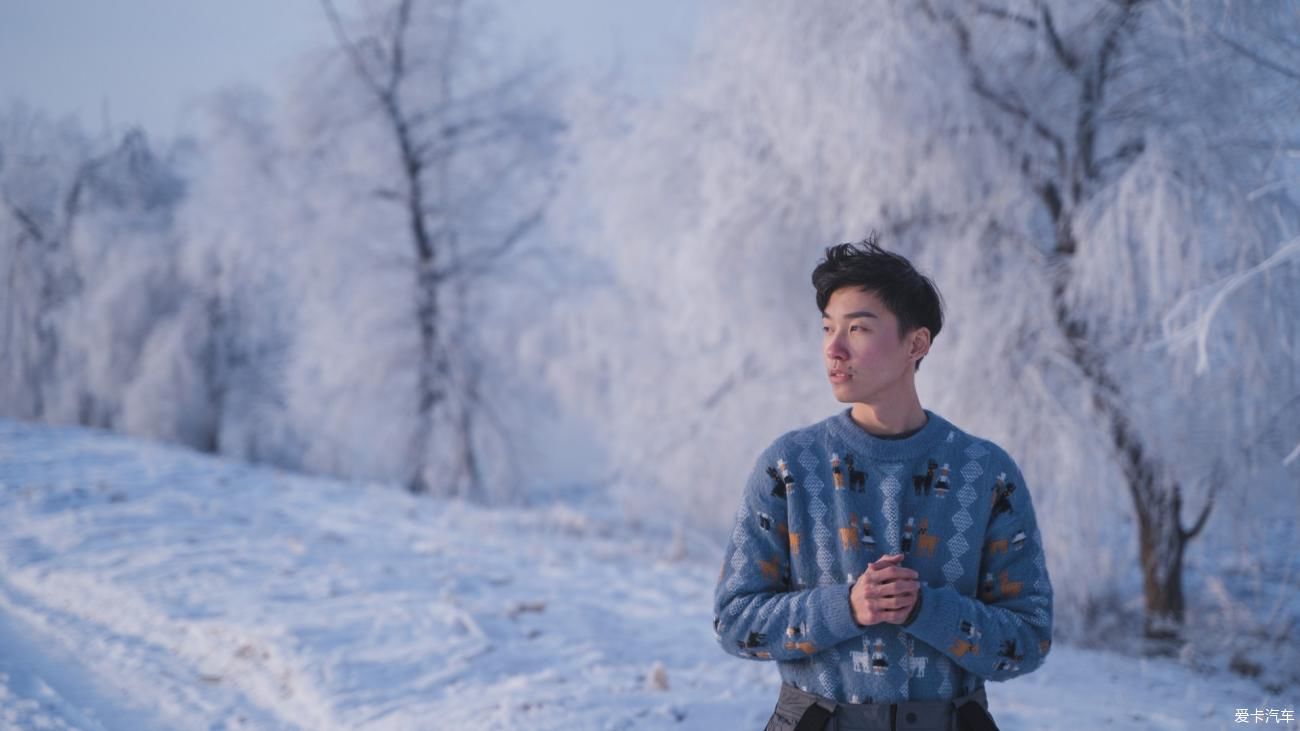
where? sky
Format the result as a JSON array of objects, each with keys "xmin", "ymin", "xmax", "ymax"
[{"xmin": 0, "ymin": 0, "xmax": 704, "ymax": 139}]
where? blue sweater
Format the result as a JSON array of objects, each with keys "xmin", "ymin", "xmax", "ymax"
[{"xmin": 713, "ymin": 409, "xmax": 1053, "ymax": 703}]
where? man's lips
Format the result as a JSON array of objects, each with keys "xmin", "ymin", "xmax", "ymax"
[{"xmin": 828, "ymin": 370, "xmax": 852, "ymax": 383}]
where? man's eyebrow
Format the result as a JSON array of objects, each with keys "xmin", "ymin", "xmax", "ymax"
[{"xmin": 821, "ymin": 310, "xmax": 880, "ymax": 320}]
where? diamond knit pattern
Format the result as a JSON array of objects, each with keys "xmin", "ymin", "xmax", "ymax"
[
  {"xmin": 937, "ymin": 655, "xmax": 953, "ymax": 698},
  {"xmin": 878, "ymin": 463, "xmax": 902, "ymax": 552},
  {"xmin": 943, "ymin": 447, "xmax": 985, "ymax": 585}
]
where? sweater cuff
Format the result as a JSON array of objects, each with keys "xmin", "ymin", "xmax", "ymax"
[
  {"xmin": 899, "ymin": 583, "xmax": 952, "ymax": 647},
  {"xmin": 820, "ymin": 582, "xmax": 865, "ymax": 645},
  {"xmin": 901, "ymin": 584, "xmax": 925, "ymax": 627}
]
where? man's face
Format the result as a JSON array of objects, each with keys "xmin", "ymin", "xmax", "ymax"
[{"xmin": 822, "ymin": 287, "xmax": 922, "ymax": 404}]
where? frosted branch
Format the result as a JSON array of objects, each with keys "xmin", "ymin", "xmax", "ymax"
[
  {"xmin": 1, "ymin": 194, "xmax": 45, "ymax": 242},
  {"xmin": 320, "ymin": 0, "xmax": 389, "ymax": 102},
  {"xmin": 975, "ymin": 3, "xmax": 1037, "ymax": 30},
  {"xmin": 434, "ymin": 209, "xmax": 543, "ymax": 282},
  {"xmin": 1164, "ymin": 238, "xmax": 1300, "ymax": 374},
  {"xmin": 926, "ymin": 2, "xmax": 1067, "ymax": 170},
  {"xmin": 1209, "ymin": 27, "xmax": 1300, "ymax": 83},
  {"xmin": 1037, "ymin": 2, "xmax": 1079, "ymax": 72}
]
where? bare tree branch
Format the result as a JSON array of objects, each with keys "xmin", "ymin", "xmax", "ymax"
[
  {"xmin": 970, "ymin": 78, "xmax": 1068, "ymax": 166},
  {"xmin": 923, "ymin": 1, "xmax": 1068, "ymax": 174},
  {"xmin": 60, "ymin": 166, "xmax": 89, "ymax": 243},
  {"xmin": 1095, "ymin": 138, "xmax": 1145, "ymax": 173},
  {"xmin": 1, "ymin": 194, "xmax": 46, "ymax": 243},
  {"xmin": 386, "ymin": 0, "xmax": 415, "ymax": 97},
  {"xmin": 1076, "ymin": 4, "xmax": 1142, "ymax": 191},
  {"xmin": 975, "ymin": 2, "xmax": 1037, "ymax": 29},
  {"xmin": 321, "ymin": 0, "xmax": 389, "ymax": 101},
  {"xmin": 1037, "ymin": 1, "xmax": 1080, "ymax": 72},
  {"xmin": 435, "ymin": 208, "xmax": 543, "ymax": 282},
  {"xmin": 1209, "ymin": 26, "xmax": 1300, "ymax": 83},
  {"xmin": 1179, "ymin": 478, "xmax": 1216, "ymax": 542}
]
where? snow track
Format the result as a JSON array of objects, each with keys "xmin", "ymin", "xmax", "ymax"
[{"xmin": 0, "ymin": 420, "xmax": 776, "ymax": 729}]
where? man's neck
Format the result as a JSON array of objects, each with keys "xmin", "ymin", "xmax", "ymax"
[{"xmin": 849, "ymin": 396, "xmax": 927, "ymax": 438}]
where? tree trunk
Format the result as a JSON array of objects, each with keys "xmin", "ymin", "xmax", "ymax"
[
  {"xmin": 1048, "ymin": 223, "xmax": 1212, "ymax": 639},
  {"xmin": 409, "ymin": 257, "xmax": 441, "ymax": 494},
  {"xmin": 1094, "ymin": 331, "xmax": 1211, "ymax": 640},
  {"xmin": 454, "ymin": 393, "xmax": 482, "ymax": 499},
  {"xmin": 1136, "ymin": 494, "xmax": 1187, "ymax": 639}
]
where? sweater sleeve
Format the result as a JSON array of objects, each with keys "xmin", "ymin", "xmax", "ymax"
[
  {"xmin": 713, "ymin": 442, "xmax": 864, "ymax": 662},
  {"xmin": 900, "ymin": 447, "xmax": 1053, "ymax": 681}
]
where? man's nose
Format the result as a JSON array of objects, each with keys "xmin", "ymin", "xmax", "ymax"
[{"xmin": 825, "ymin": 334, "xmax": 848, "ymax": 362}]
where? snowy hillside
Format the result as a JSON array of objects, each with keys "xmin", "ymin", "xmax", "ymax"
[{"xmin": 0, "ymin": 420, "xmax": 1288, "ymax": 730}]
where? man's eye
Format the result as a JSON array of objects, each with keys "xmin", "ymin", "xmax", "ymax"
[{"xmin": 822, "ymin": 326, "xmax": 830, "ymax": 333}]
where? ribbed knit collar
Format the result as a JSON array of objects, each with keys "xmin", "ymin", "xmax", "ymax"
[{"xmin": 825, "ymin": 408, "xmax": 951, "ymax": 461}]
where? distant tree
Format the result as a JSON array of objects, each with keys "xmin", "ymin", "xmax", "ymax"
[
  {"xmin": 139, "ymin": 88, "xmax": 303, "ymax": 465},
  {"xmin": 305, "ymin": 0, "xmax": 561, "ymax": 497},
  {"xmin": 0, "ymin": 104, "xmax": 190, "ymax": 439},
  {"xmin": 0, "ymin": 104, "xmax": 96, "ymax": 420}
]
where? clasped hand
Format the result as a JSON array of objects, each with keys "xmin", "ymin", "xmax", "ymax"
[{"xmin": 850, "ymin": 553, "xmax": 919, "ymax": 626}]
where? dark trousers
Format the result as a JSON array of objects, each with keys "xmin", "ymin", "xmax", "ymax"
[{"xmin": 763, "ymin": 683, "xmax": 994, "ymax": 731}]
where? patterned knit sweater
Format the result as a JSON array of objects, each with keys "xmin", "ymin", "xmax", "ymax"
[{"xmin": 713, "ymin": 408, "xmax": 1053, "ymax": 703}]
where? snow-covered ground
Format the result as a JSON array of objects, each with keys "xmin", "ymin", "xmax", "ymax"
[{"xmin": 0, "ymin": 419, "xmax": 1291, "ymax": 730}]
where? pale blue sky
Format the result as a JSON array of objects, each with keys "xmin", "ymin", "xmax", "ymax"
[{"xmin": 0, "ymin": 0, "xmax": 704, "ymax": 138}]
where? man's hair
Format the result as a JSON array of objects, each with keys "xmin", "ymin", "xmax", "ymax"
[{"xmin": 811, "ymin": 234, "xmax": 945, "ymax": 371}]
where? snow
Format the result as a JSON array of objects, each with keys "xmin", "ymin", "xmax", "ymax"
[{"xmin": 0, "ymin": 419, "xmax": 1289, "ymax": 730}]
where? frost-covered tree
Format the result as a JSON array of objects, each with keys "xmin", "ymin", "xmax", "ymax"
[
  {"xmin": 0, "ymin": 104, "xmax": 190, "ymax": 439},
  {"xmin": 240, "ymin": 0, "xmax": 562, "ymax": 498},
  {"xmin": 1, "ymin": 104, "xmax": 98, "ymax": 420},
  {"xmin": 126, "ymin": 88, "xmax": 301, "ymax": 462},
  {"xmin": 557, "ymin": 0, "xmax": 1300, "ymax": 640},
  {"xmin": 918, "ymin": 0, "xmax": 1300, "ymax": 638}
]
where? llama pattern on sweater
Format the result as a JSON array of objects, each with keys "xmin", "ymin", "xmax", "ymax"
[{"xmin": 714, "ymin": 409, "xmax": 1053, "ymax": 703}]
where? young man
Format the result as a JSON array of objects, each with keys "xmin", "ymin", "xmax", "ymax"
[{"xmin": 714, "ymin": 238, "xmax": 1052, "ymax": 731}]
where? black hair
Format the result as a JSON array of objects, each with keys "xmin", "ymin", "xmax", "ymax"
[{"xmin": 811, "ymin": 233, "xmax": 944, "ymax": 371}]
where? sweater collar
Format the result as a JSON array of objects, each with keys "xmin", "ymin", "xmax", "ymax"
[{"xmin": 826, "ymin": 407, "xmax": 951, "ymax": 461}]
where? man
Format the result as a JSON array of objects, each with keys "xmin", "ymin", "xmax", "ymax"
[{"xmin": 713, "ymin": 238, "xmax": 1052, "ymax": 731}]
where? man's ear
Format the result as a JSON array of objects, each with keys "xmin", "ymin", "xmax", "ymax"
[{"xmin": 909, "ymin": 327, "xmax": 932, "ymax": 362}]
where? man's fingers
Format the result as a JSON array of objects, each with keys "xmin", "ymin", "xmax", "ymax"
[
  {"xmin": 853, "ymin": 589, "xmax": 918, "ymax": 625},
  {"xmin": 867, "ymin": 601, "xmax": 915, "ymax": 622},
  {"xmin": 865, "ymin": 586, "xmax": 919, "ymax": 603},
  {"xmin": 851, "ymin": 560, "xmax": 917, "ymax": 626},
  {"xmin": 866, "ymin": 555, "xmax": 901, "ymax": 572},
  {"xmin": 868, "ymin": 553, "xmax": 904, "ymax": 569},
  {"xmin": 871, "ymin": 596, "xmax": 912, "ymax": 611},
  {"xmin": 856, "ymin": 564, "xmax": 912, "ymax": 585},
  {"xmin": 864, "ymin": 580, "xmax": 918, "ymax": 598},
  {"xmin": 872, "ymin": 565, "xmax": 919, "ymax": 582}
]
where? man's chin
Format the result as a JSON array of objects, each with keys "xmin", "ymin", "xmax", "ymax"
[{"xmin": 829, "ymin": 386, "xmax": 859, "ymax": 403}]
